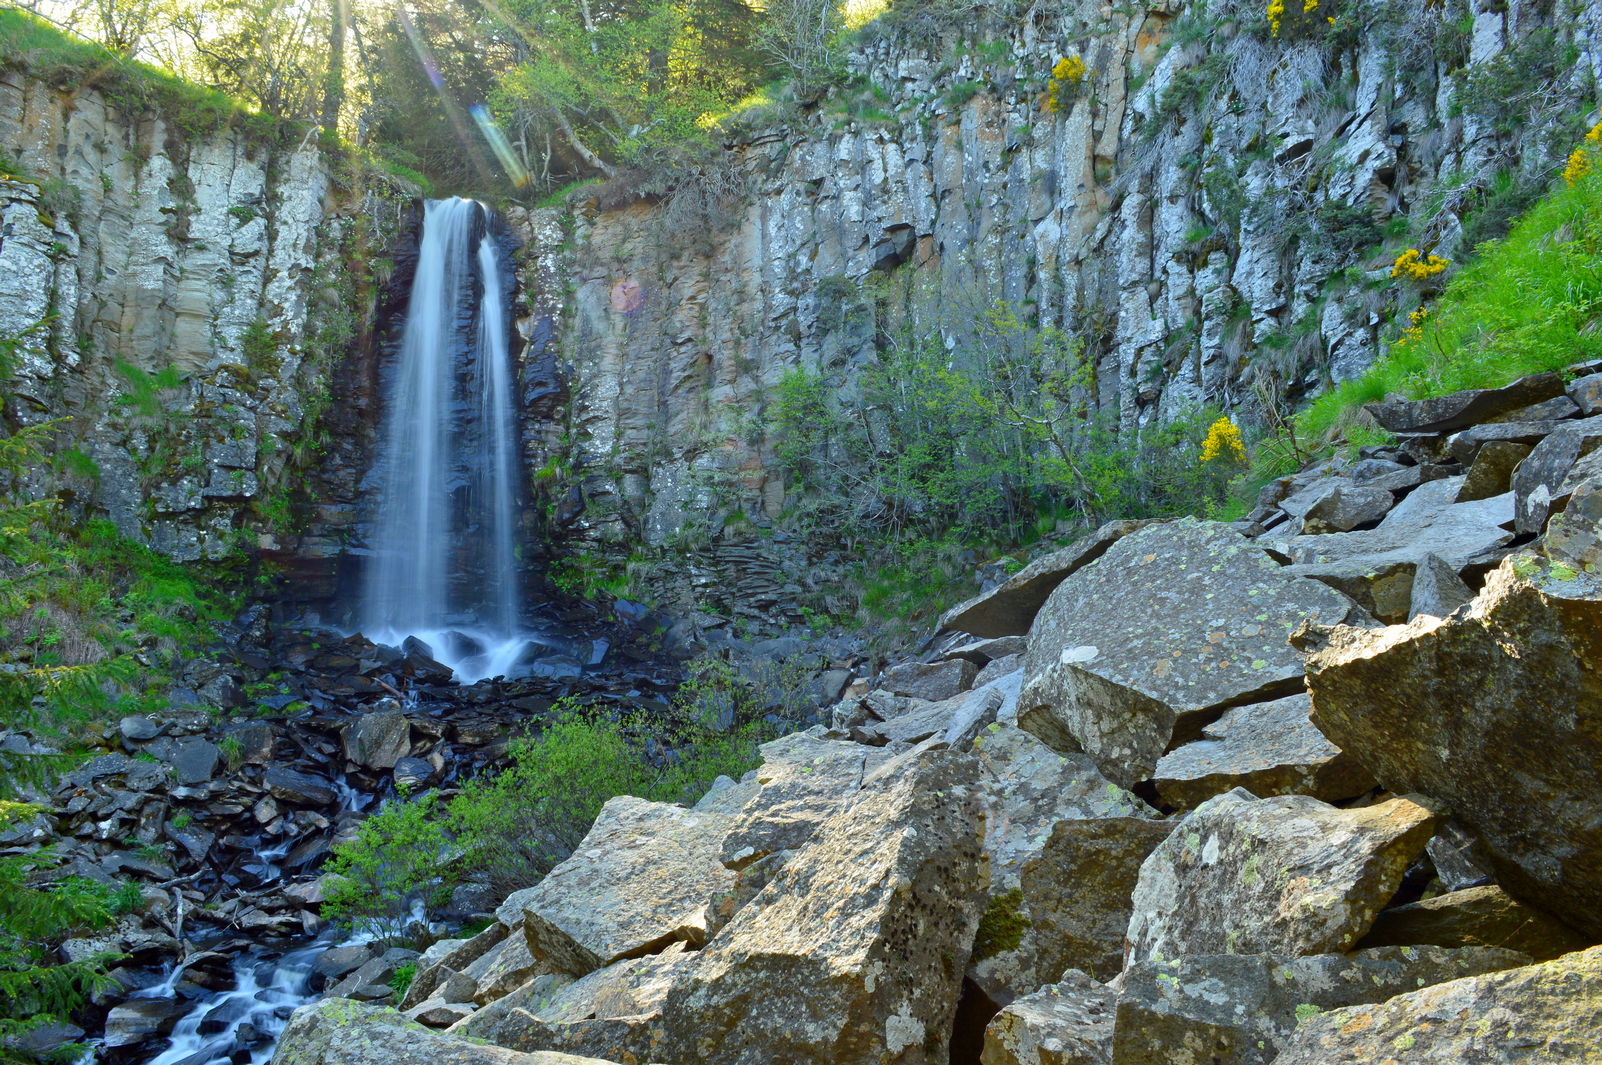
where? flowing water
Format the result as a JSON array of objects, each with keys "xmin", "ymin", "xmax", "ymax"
[{"xmin": 360, "ymin": 197, "xmax": 528, "ymax": 681}]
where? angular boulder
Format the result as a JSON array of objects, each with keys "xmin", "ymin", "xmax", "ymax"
[
  {"xmin": 1545, "ymin": 474, "xmax": 1602, "ymax": 571},
  {"xmin": 941, "ymin": 520, "xmax": 1149, "ymax": 638},
  {"xmin": 1359, "ymin": 884, "xmax": 1592, "ymax": 962},
  {"xmin": 1274, "ymin": 946, "xmax": 1602, "ymax": 1064},
  {"xmin": 1151, "ymin": 694, "xmax": 1373, "ymax": 809},
  {"xmin": 1457, "ymin": 439, "xmax": 1531, "ymax": 501},
  {"xmin": 1511, "ymin": 419, "xmax": 1602, "ymax": 533},
  {"xmin": 273, "ymin": 999, "xmax": 621, "ymax": 1065},
  {"xmin": 1020, "ymin": 519, "xmax": 1359, "ymax": 786},
  {"xmin": 1363, "ymin": 373, "xmax": 1565, "ymax": 435},
  {"xmin": 519, "ymin": 795, "xmax": 738, "ymax": 976},
  {"xmin": 1303, "ymin": 556, "xmax": 1602, "ymax": 936},
  {"xmin": 1126, "ymin": 789, "xmax": 1436, "ymax": 964},
  {"xmin": 878, "ymin": 658, "xmax": 977, "ymax": 701},
  {"xmin": 344, "ymin": 710, "xmax": 412, "ymax": 770},
  {"xmin": 979, "ymin": 971, "xmax": 1115, "ymax": 1065},
  {"xmin": 1271, "ymin": 476, "xmax": 1514, "ymax": 572},
  {"xmin": 1110, "ymin": 946, "xmax": 1529, "ymax": 1065}
]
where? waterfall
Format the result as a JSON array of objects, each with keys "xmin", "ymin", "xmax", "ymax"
[{"xmin": 360, "ymin": 197, "xmax": 526, "ymax": 681}]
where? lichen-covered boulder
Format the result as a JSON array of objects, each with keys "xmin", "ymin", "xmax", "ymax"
[
  {"xmin": 1109, "ymin": 946, "xmax": 1528, "ymax": 1065},
  {"xmin": 518, "ymin": 794, "xmax": 738, "ymax": 976},
  {"xmin": 1358, "ymin": 884, "xmax": 1593, "ymax": 962},
  {"xmin": 1303, "ymin": 555, "xmax": 1602, "ymax": 936},
  {"xmin": 271, "ymin": 999, "xmax": 623, "ymax": 1065},
  {"xmin": 1151, "ymin": 694, "xmax": 1372, "ymax": 809},
  {"xmin": 1020, "ymin": 519, "xmax": 1359, "ymax": 786},
  {"xmin": 1274, "ymin": 946, "xmax": 1602, "ymax": 1063},
  {"xmin": 979, "ymin": 971, "xmax": 1115, "ymax": 1065},
  {"xmin": 1126, "ymin": 789, "xmax": 1436, "ymax": 964}
]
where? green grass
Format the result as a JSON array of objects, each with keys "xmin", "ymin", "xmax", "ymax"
[{"xmin": 1299, "ymin": 161, "xmax": 1602, "ymax": 443}]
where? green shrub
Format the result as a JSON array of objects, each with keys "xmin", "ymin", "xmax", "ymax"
[
  {"xmin": 388, "ymin": 962, "xmax": 416, "ymax": 999},
  {"xmin": 321, "ymin": 789, "xmax": 453, "ymax": 945}
]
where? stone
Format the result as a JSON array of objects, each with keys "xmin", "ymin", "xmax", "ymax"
[
  {"xmin": 1283, "ymin": 556, "xmax": 1417, "ymax": 624},
  {"xmin": 222, "ymin": 720, "xmax": 275, "ymax": 763},
  {"xmin": 1151, "ymin": 693, "xmax": 1373, "ymax": 809},
  {"xmin": 1110, "ymin": 946, "xmax": 1530, "ymax": 1065},
  {"xmin": 1363, "ymin": 373, "xmax": 1565, "ymax": 434},
  {"xmin": 878, "ymin": 658, "xmax": 977, "ymax": 701},
  {"xmin": 1545, "ymin": 474, "xmax": 1602, "ymax": 572},
  {"xmin": 1359, "ymin": 884, "xmax": 1592, "ymax": 961},
  {"xmin": 1446, "ymin": 418, "xmax": 1582, "ymax": 464},
  {"xmin": 1407, "ymin": 552, "xmax": 1474, "ymax": 618},
  {"xmin": 463, "ymin": 930, "xmax": 548, "ymax": 1005},
  {"xmin": 1274, "ymin": 946, "xmax": 1602, "ymax": 1064},
  {"xmin": 344, "ymin": 710, "xmax": 412, "ymax": 770},
  {"xmin": 941, "ymin": 520, "xmax": 1150, "ymax": 638},
  {"xmin": 1272, "ymin": 476, "xmax": 1514, "ymax": 572},
  {"xmin": 273, "ymin": 999, "xmax": 624, "ymax": 1065},
  {"xmin": 979, "ymin": 970, "xmax": 1115, "ymax": 1065},
  {"xmin": 168, "ymin": 736, "xmax": 220, "ymax": 785},
  {"xmin": 119, "ymin": 716, "xmax": 163, "ymax": 741},
  {"xmin": 1511, "ymin": 421, "xmax": 1602, "ymax": 533},
  {"xmin": 102, "ymin": 997, "xmax": 182, "ymax": 1047},
  {"xmin": 393, "ymin": 757, "xmax": 434, "ymax": 789},
  {"xmin": 857, "ymin": 685, "xmax": 1004, "ymax": 748},
  {"xmin": 1304, "ymin": 556, "xmax": 1602, "ymax": 936},
  {"xmin": 266, "ymin": 766, "xmax": 338, "ymax": 806},
  {"xmin": 315, "ymin": 944, "xmax": 378, "ymax": 984},
  {"xmin": 1020, "ymin": 519, "xmax": 1359, "ymax": 786},
  {"xmin": 1568, "ymin": 371, "xmax": 1602, "ymax": 415},
  {"xmin": 718, "ymin": 729, "xmax": 894, "ymax": 870},
  {"xmin": 406, "ymin": 1000, "xmax": 477, "ymax": 1028},
  {"xmin": 1456, "ymin": 440, "xmax": 1530, "ymax": 501},
  {"xmin": 1126, "ymin": 790, "xmax": 1437, "ymax": 964},
  {"xmin": 944, "ymin": 635, "xmax": 1028, "ymax": 664},
  {"xmin": 1298, "ymin": 480, "xmax": 1393, "ymax": 533},
  {"xmin": 519, "ymin": 794, "xmax": 737, "ymax": 976}
]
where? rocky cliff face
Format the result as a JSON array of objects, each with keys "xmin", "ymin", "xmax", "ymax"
[
  {"xmin": 0, "ymin": 71, "xmax": 414, "ymax": 562},
  {"xmin": 538, "ymin": 0, "xmax": 1602, "ymax": 569}
]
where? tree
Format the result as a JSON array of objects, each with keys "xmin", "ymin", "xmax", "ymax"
[{"xmin": 756, "ymin": 0, "xmax": 843, "ymax": 97}]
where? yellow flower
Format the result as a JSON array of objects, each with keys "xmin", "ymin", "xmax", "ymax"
[
  {"xmin": 1563, "ymin": 148, "xmax": 1591, "ymax": 186},
  {"xmin": 1303, "ymin": 0, "xmax": 1318, "ymax": 11},
  {"xmin": 1045, "ymin": 55, "xmax": 1087, "ymax": 114},
  {"xmin": 1390, "ymin": 248, "xmax": 1449, "ymax": 282},
  {"xmin": 1200, "ymin": 417, "xmax": 1247, "ymax": 464},
  {"xmin": 1266, "ymin": 0, "xmax": 1286, "ymax": 36}
]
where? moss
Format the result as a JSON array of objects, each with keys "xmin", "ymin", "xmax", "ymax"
[{"xmin": 972, "ymin": 888, "xmax": 1029, "ymax": 961}]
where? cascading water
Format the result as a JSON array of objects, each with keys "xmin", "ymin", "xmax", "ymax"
[{"xmin": 360, "ymin": 197, "xmax": 528, "ymax": 681}]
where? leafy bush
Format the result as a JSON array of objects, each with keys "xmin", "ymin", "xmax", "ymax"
[{"xmin": 321, "ymin": 789, "xmax": 453, "ymax": 945}]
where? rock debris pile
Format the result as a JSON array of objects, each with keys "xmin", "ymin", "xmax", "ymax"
[{"xmin": 275, "ymin": 368, "xmax": 1602, "ymax": 1064}]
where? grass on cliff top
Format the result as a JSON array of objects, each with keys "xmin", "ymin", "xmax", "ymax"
[{"xmin": 1298, "ymin": 157, "xmax": 1602, "ymax": 445}]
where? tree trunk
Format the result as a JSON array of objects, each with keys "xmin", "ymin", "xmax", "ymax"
[{"xmin": 320, "ymin": 0, "xmax": 346, "ymax": 132}]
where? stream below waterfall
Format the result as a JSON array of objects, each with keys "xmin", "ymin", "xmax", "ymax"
[{"xmin": 68, "ymin": 197, "xmax": 681, "ymax": 1065}]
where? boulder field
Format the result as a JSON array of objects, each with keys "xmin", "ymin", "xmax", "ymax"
[{"xmin": 273, "ymin": 370, "xmax": 1602, "ymax": 1063}]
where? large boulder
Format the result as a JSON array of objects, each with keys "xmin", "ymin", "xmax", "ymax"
[
  {"xmin": 518, "ymin": 795, "xmax": 738, "ymax": 976},
  {"xmin": 1151, "ymin": 693, "xmax": 1373, "ymax": 809},
  {"xmin": 941, "ymin": 520, "xmax": 1149, "ymax": 638},
  {"xmin": 1110, "ymin": 946, "xmax": 1529, "ymax": 1065},
  {"xmin": 1303, "ymin": 555, "xmax": 1602, "ymax": 936},
  {"xmin": 1270, "ymin": 476, "xmax": 1514, "ymax": 572},
  {"xmin": 979, "ymin": 971, "xmax": 1116, "ymax": 1065},
  {"xmin": 1359, "ymin": 884, "xmax": 1594, "ymax": 962},
  {"xmin": 1126, "ymin": 789, "xmax": 1436, "ymax": 964},
  {"xmin": 343, "ymin": 710, "xmax": 412, "ymax": 770},
  {"xmin": 1019, "ymin": 519, "xmax": 1359, "ymax": 786},
  {"xmin": 272, "ymin": 999, "xmax": 622, "ymax": 1065},
  {"xmin": 1274, "ymin": 946, "xmax": 1602, "ymax": 1063},
  {"xmin": 1362, "ymin": 373, "xmax": 1566, "ymax": 435}
]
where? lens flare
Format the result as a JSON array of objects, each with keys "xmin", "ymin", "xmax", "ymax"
[{"xmin": 470, "ymin": 104, "xmax": 530, "ymax": 188}]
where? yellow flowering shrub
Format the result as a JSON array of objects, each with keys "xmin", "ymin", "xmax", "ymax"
[
  {"xmin": 1200, "ymin": 416, "xmax": 1247, "ymax": 463},
  {"xmin": 1394, "ymin": 306, "xmax": 1428, "ymax": 349},
  {"xmin": 1268, "ymin": 0, "xmax": 1321, "ymax": 37},
  {"xmin": 1390, "ymin": 248, "xmax": 1450, "ymax": 281},
  {"xmin": 1563, "ymin": 121, "xmax": 1602, "ymax": 185},
  {"xmin": 1045, "ymin": 55, "xmax": 1085, "ymax": 114}
]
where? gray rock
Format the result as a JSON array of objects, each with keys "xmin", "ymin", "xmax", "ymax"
[
  {"xmin": 1407, "ymin": 553, "xmax": 1475, "ymax": 619},
  {"xmin": 1512, "ymin": 421, "xmax": 1602, "ymax": 533},
  {"xmin": 1299, "ymin": 480, "xmax": 1394, "ymax": 533},
  {"xmin": 274, "ymin": 999, "xmax": 623, "ymax": 1065},
  {"xmin": 1152, "ymin": 693, "xmax": 1373, "ymax": 809},
  {"xmin": 1359, "ymin": 884, "xmax": 1592, "ymax": 961},
  {"xmin": 940, "ymin": 520, "xmax": 1150, "ymax": 638},
  {"xmin": 520, "ymin": 794, "xmax": 737, "ymax": 976},
  {"xmin": 945, "ymin": 635, "xmax": 1028, "ymax": 664},
  {"xmin": 168, "ymin": 736, "xmax": 220, "ymax": 785},
  {"xmin": 718, "ymin": 729, "xmax": 894, "ymax": 870},
  {"xmin": 1126, "ymin": 789, "xmax": 1437, "ymax": 964},
  {"xmin": 980, "ymin": 970, "xmax": 1115, "ymax": 1065},
  {"xmin": 1275, "ymin": 946, "xmax": 1602, "ymax": 1064},
  {"xmin": 405, "ymin": 999, "xmax": 477, "ymax": 1028},
  {"xmin": 222, "ymin": 720, "xmax": 275, "ymax": 764},
  {"xmin": 1568, "ymin": 371, "xmax": 1602, "ymax": 415},
  {"xmin": 1446, "ymin": 418, "xmax": 1582, "ymax": 464},
  {"xmin": 1457, "ymin": 439, "xmax": 1531, "ymax": 501},
  {"xmin": 462, "ymin": 930, "xmax": 547, "ymax": 1005},
  {"xmin": 119, "ymin": 716, "xmax": 163, "ymax": 741},
  {"xmin": 394, "ymin": 757, "xmax": 435, "ymax": 789},
  {"xmin": 1020, "ymin": 519, "xmax": 1358, "ymax": 786},
  {"xmin": 1110, "ymin": 946, "xmax": 1530, "ymax": 1065},
  {"xmin": 103, "ymin": 998, "xmax": 182, "ymax": 1047},
  {"xmin": 314, "ymin": 944, "xmax": 377, "ymax": 983},
  {"xmin": 1272, "ymin": 476, "xmax": 1514, "ymax": 572},
  {"xmin": 402, "ymin": 928, "xmax": 509, "ymax": 1010},
  {"xmin": 1545, "ymin": 474, "xmax": 1602, "ymax": 572},
  {"xmin": 1304, "ymin": 556, "xmax": 1602, "ymax": 936},
  {"xmin": 879, "ymin": 658, "xmax": 977, "ymax": 701},
  {"xmin": 344, "ymin": 710, "xmax": 411, "ymax": 770},
  {"xmin": 266, "ymin": 766, "xmax": 338, "ymax": 806},
  {"xmin": 1364, "ymin": 373, "xmax": 1565, "ymax": 435}
]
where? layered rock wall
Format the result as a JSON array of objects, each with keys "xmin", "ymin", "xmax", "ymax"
[{"xmin": 541, "ymin": 0, "xmax": 1602, "ymax": 566}]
